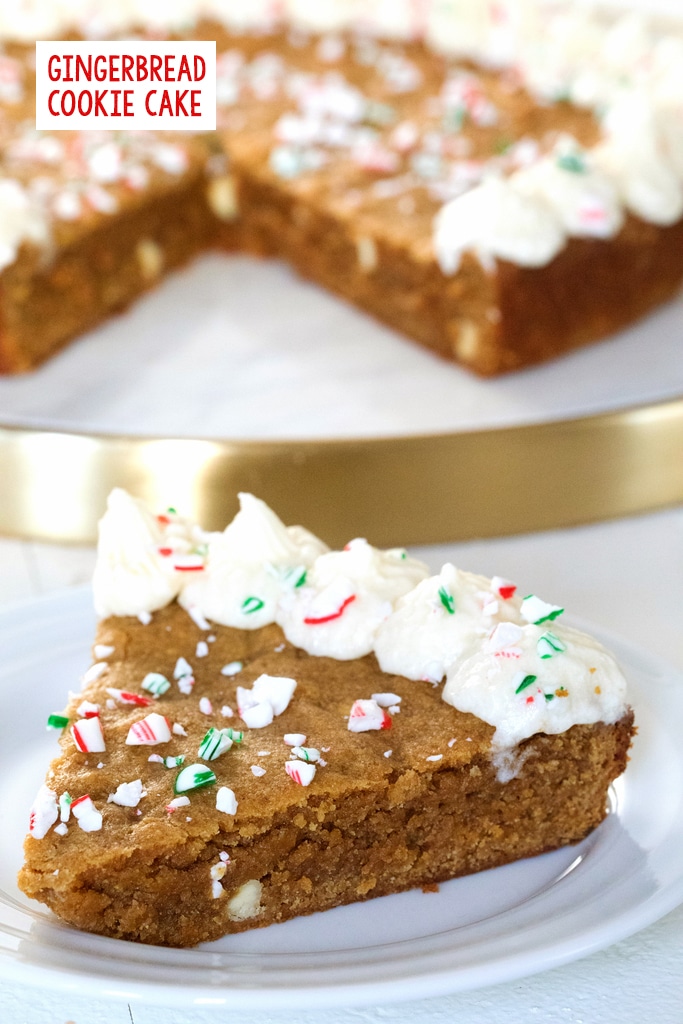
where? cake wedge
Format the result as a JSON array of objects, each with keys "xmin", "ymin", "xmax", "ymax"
[{"xmin": 18, "ymin": 491, "xmax": 634, "ymax": 946}]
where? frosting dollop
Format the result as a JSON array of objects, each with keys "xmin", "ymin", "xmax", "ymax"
[
  {"xmin": 433, "ymin": 174, "xmax": 566, "ymax": 274},
  {"xmin": 441, "ymin": 622, "xmax": 628, "ymax": 749},
  {"xmin": 93, "ymin": 489, "xmax": 203, "ymax": 618},
  {"xmin": 0, "ymin": 178, "xmax": 49, "ymax": 272},
  {"xmin": 277, "ymin": 538, "xmax": 429, "ymax": 659},
  {"xmin": 374, "ymin": 563, "xmax": 522, "ymax": 683},
  {"xmin": 179, "ymin": 493, "xmax": 328, "ymax": 629}
]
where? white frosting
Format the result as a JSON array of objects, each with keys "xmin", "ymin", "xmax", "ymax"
[
  {"xmin": 91, "ymin": 489, "xmax": 630, "ymax": 754},
  {"xmin": 594, "ymin": 92, "xmax": 683, "ymax": 226},
  {"xmin": 277, "ymin": 538, "xmax": 429, "ymax": 659},
  {"xmin": 93, "ymin": 489, "xmax": 197, "ymax": 618},
  {"xmin": 425, "ymin": 1, "xmax": 494, "ymax": 64},
  {"xmin": 285, "ymin": 0, "xmax": 359, "ymax": 33},
  {"xmin": 442, "ymin": 622, "xmax": 628, "ymax": 748},
  {"xmin": 358, "ymin": 0, "xmax": 417, "ymax": 40},
  {"xmin": 179, "ymin": 493, "xmax": 328, "ymax": 629},
  {"xmin": 512, "ymin": 141, "xmax": 624, "ymax": 240},
  {"xmin": 0, "ymin": 179, "xmax": 49, "ymax": 272},
  {"xmin": 374, "ymin": 563, "xmax": 522, "ymax": 683},
  {"xmin": 434, "ymin": 175, "xmax": 566, "ymax": 274},
  {"xmin": 203, "ymin": 0, "xmax": 279, "ymax": 31}
]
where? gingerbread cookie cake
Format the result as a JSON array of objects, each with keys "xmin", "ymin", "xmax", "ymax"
[
  {"xmin": 1, "ymin": 1, "xmax": 683, "ymax": 374},
  {"xmin": 18, "ymin": 490, "xmax": 634, "ymax": 947}
]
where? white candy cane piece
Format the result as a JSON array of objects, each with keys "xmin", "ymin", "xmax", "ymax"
[
  {"xmin": 348, "ymin": 699, "xmax": 392, "ymax": 733},
  {"xmin": 76, "ymin": 700, "xmax": 100, "ymax": 718},
  {"xmin": 285, "ymin": 761, "xmax": 316, "ymax": 786},
  {"xmin": 126, "ymin": 713, "xmax": 172, "ymax": 746},
  {"xmin": 107, "ymin": 780, "xmax": 145, "ymax": 807},
  {"xmin": 240, "ymin": 700, "xmax": 274, "ymax": 729},
  {"xmin": 520, "ymin": 594, "xmax": 564, "ymax": 625},
  {"xmin": 216, "ymin": 787, "xmax": 238, "ymax": 815},
  {"xmin": 174, "ymin": 656, "xmax": 193, "ymax": 678},
  {"xmin": 485, "ymin": 618, "xmax": 524, "ymax": 651},
  {"xmin": 82, "ymin": 661, "xmax": 108, "ymax": 685},
  {"xmin": 237, "ymin": 675, "xmax": 297, "ymax": 728},
  {"xmin": 284, "ymin": 733, "xmax": 307, "ymax": 746},
  {"xmin": 28, "ymin": 785, "xmax": 58, "ymax": 839},
  {"xmin": 71, "ymin": 716, "xmax": 106, "ymax": 753},
  {"xmin": 371, "ymin": 693, "xmax": 402, "ymax": 707},
  {"xmin": 166, "ymin": 796, "xmax": 190, "ymax": 812},
  {"xmin": 70, "ymin": 795, "xmax": 103, "ymax": 832},
  {"xmin": 290, "ymin": 746, "xmax": 320, "ymax": 763}
]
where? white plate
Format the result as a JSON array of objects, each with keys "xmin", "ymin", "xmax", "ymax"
[{"xmin": 2, "ymin": 588, "xmax": 683, "ymax": 1011}]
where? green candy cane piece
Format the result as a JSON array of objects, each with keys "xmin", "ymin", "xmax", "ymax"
[
  {"xmin": 174, "ymin": 763, "xmax": 217, "ymax": 795},
  {"xmin": 537, "ymin": 631, "xmax": 567, "ymax": 659},
  {"xmin": 438, "ymin": 587, "xmax": 456, "ymax": 615},
  {"xmin": 242, "ymin": 596, "xmax": 265, "ymax": 615},
  {"xmin": 198, "ymin": 728, "xmax": 233, "ymax": 761},
  {"xmin": 515, "ymin": 674, "xmax": 538, "ymax": 695},
  {"xmin": 47, "ymin": 713, "xmax": 69, "ymax": 731}
]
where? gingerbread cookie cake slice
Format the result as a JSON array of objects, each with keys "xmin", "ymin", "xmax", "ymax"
[{"xmin": 18, "ymin": 490, "xmax": 634, "ymax": 947}]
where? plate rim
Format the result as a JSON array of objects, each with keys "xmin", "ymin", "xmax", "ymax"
[{"xmin": 2, "ymin": 586, "xmax": 683, "ymax": 1010}]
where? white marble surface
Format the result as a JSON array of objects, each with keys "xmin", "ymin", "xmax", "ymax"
[
  {"xmin": 1, "ymin": 254, "xmax": 682, "ymax": 440},
  {"xmin": 1, "ymin": 506, "xmax": 682, "ymax": 1024}
]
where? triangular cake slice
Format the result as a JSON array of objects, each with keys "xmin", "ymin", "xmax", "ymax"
[{"xmin": 18, "ymin": 491, "xmax": 634, "ymax": 947}]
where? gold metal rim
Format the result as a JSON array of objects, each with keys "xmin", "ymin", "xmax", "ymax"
[{"xmin": 1, "ymin": 397, "xmax": 682, "ymax": 548}]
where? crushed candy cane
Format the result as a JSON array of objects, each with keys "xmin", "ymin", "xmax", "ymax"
[
  {"xmin": 216, "ymin": 787, "xmax": 238, "ymax": 815},
  {"xmin": 537, "ymin": 631, "xmax": 567, "ymax": 659},
  {"xmin": 126, "ymin": 713, "xmax": 172, "ymax": 746},
  {"xmin": 221, "ymin": 661, "xmax": 243, "ymax": 676},
  {"xmin": 174, "ymin": 763, "xmax": 217, "ymax": 794},
  {"xmin": 141, "ymin": 672, "xmax": 171, "ymax": 697},
  {"xmin": 521, "ymin": 595, "xmax": 564, "ymax": 625},
  {"xmin": 238, "ymin": 674, "xmax": 297, "ymax": 728},
  {"xmin": 290, "ymin": 745, "xmax": 320, "ymax": 763},
  {"xmin": 371, "ymin": 693, "xmax": 402, "ymax": 707},
  {"xmin": 348, "ymin": 699, "xmax": 392, "ymax": 732},
  {"xmin": 82, "ymin": 662, "xmax": 108, "ymax": 685},
  {"xmin": 284, "ymin": 733, "xmax": 307, "ymax": 746},
  {"xmin": 46, "ymin": 713, "xmax": 69, "ymax": 731},
  {"xmin": 76, "ymin": 700, "xmax": 100, "ymax": 718},
  {"xmin": 285, "ymin": 760, "xmax": 316, "ymax": 786},
  {"xmin": 106, "ymin": 688, "xmax": 152, "ymax": 707},
  {"xmin": 59, "ymin": 792, "xmax": 72, "ymax": 822},
  {"xmin": 70, "ymin": 794, "xmax": 102, "ymax": 832},
  {"xmin": 491, "ymin": 576, "xmax": 517, "ymax": 600},
  {"xmin": 71, "ymin": 716, "xmax": 106, "ymax": 753},
  {"xmin": 199, "ymin": 697, "xmax": 213, "ymax": 715},
  {"xmin": 107, "ymin": 779, "xmax": 146, "ymax": 807},
  {"xmin": 166, "ymin": 796, "xmax": 190, "ymax": 812},
  {"xmin": 198, "ymin": 727, "xmax": 233, "ymax": 760},
  {"xmin": 28, "ymin": 785, "xmax": 58, "ymax": 839}
]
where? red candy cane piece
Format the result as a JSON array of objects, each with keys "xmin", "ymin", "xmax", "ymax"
[
  {"xmin": 285, "ymin": 761, "xmax": 316, "ymax": 786},
  {"xmin": 71, "ymin": 717, "xmax": 106, "ymax": 753},
  {"xmin": 126, "ymin": 713, "xmax": 172, "ymax": 746},
  {"xmin": 348, "ymin": 699, "xmax": 392, "ymax": 733},
  {"xmin": 304, "ymin": 594, "xmax": 356, "ymax": 626}
]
